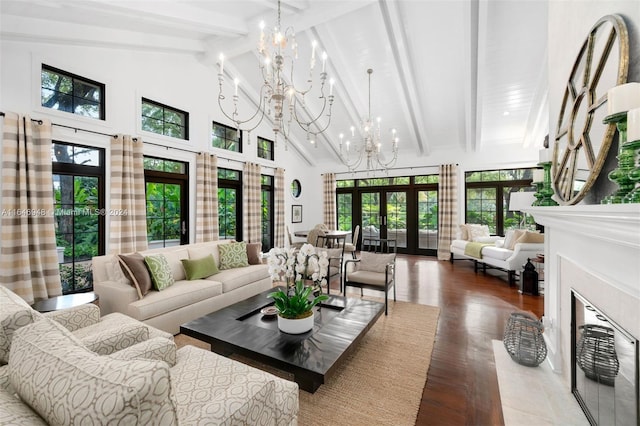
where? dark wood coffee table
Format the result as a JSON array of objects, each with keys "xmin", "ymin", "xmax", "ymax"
[{"xmin": 180, "ymin": 287, "xmax": 384, "ymax": 393}]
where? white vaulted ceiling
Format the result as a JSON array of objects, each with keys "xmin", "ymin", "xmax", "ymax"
[{"xmin": 0, "ymin": 0, "xmax": 549, "ymax": 169}]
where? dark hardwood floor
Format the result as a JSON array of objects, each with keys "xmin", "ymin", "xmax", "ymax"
[{"xmin": 333, "ymin": 254, "xmax": 544, "ymax": 425}]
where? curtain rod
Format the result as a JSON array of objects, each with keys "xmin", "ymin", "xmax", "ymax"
[
  {"xmin": 332, "ymin": 163, "xmax": 458, "ymax": 176},
  {"xmin": 1, "ymin": 111, "xmax": 277, "ymax": 170}
]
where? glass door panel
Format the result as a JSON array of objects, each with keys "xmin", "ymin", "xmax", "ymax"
[
  {"xmin": 418, "ymin": 190, "xmax": 438, "ymax": 250},
  {"xmin": 386, "ymin": 191, "xmax": 407, "ymax": 249},
  {"xmin": 361, "ymin": 192, "xmax": 381, "ymax": 241}
]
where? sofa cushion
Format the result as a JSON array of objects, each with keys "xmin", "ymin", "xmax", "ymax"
[
  {"xmin": 504, "ymin": 229, "xmax": 526, "ymax": 250},
  {"xmin": 482, "ymin": 246, "xmax": 514, "ymax": 261},
  {"xmin": 8, "ymin": 318, "xmax": 178, "ymax": 425},
  {"xmin": 73, "ymin": 322, "xmax": 150, "ymax": 355},
  {"xmin": 109, "ymin": 337, "xmax": 177, "ymax": 367},
  {"xmin": 516, "ymin": 230, "xmax": 544, "ymax": 244},
  {"xmin": 98, "ymin": 312, "xmax": 174, "ymax": 341},
  {"xmin": 170, "ymin": 345, "xmax": 298, "ymax": 425},
  {"xmin": 219, "ymin": 242, "xmax": 249, "ymax": 270},
  {"xmin": 128, "ymin": 280, "xmax": 223, "ymax": 322},
  {"xmin": 0, "ymin": 386, "xmax": 47, "ymax": 425},
  {"xmin": 181, "ymin": 254, "xmax": 218, "ymax": 280},
  {"xmin": 118, "ymin": 253, "xmax": 153, "ymax": 299},
  {"xmin": 459, "ymin": 224, "xmax": 470, "ymax": 241},
  {"xmin": 145, "ymin": 254, "xmax": 176, "ymax": 291},
  {"xmin": 468, "ymin": 224, "xmax": 490, "ymax": 241},
  {"xmin": 358, "ymin": 251, "xmax": 395, "ymax": 273},
  {"xmin": 246, "ymin": 242, "xmax": 263, "ymax": 265},
  {"xmin": 207, "ymin": 265, "xmax": 269, "ymax": 293},
  {"xmin": 161, "ymin": 248, "xmax": 190, "ymax": 281},
  {"xmin": 451, "ymin": 239, "xmax": 470, "ymax": 250},
  {"xmin": 0, "ymin": 285, "xmax": 41, "ymax": 365}
]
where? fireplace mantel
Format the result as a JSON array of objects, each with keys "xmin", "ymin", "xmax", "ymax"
[
  {"xmin": 525, "ymin": 204, "xmax": 640, "ymax": 384},
  {"xmin": 526, "ymin": 204, "xmax": 640, "ymax": 249}
]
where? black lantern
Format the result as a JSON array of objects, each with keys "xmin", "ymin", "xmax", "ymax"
[{"xmin": 520, "ymin": 258, "xmax": 539, "ymax": 296}]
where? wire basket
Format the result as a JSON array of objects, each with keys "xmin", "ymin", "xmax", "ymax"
[
  {"xmin": 576, "ymin": 324, "xmax": 619, "ymax": 386},
  {"xmin": 503, "ymin": 312, "xmax": 547, "ymax": 367}
]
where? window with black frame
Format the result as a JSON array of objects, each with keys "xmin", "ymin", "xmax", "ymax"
[
  {"xmin": 465, "ymin": 168, "xmax": 535, "ymax": 236},
  {"xmin": 261, "ymin": 175, "xmax": 274, "ymax": 251},
  {"xmin": 218, "ymin": 168, "xmax": 242, "ymax": 240},
  {"xmin": 257, "ymin": 137, "xmax": 274, "ymax": 161},
  {"xmin": 212, "ymin": 121, "xmax": 242, "ymax": 152},
  {"xmin": 144, "ymin": 157, "xmax": 189, "ymax": 248},
  {"xmin": 141, "ymin": 98, "xmax": 188, "ymax": 140},
  {"xmin": 52, "ymin": 142, "xmax": 105, "ymax": 294},
  {"xmin": 41, "ymin": 64, "xmax": 105, "ymax": 120}
]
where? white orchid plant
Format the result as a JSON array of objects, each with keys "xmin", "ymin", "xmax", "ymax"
[{"xmin": 267, "ymin": 243, "xmax": 330, "ymax": 293}]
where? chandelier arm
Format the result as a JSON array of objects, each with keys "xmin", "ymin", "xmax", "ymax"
[
  {"xmin": 218, "ymin": 81, "xmax": 270, "ymax": 133},
  {"xmin": 291, "ymin": 95, "xmax": 330, "ymax": 132}
]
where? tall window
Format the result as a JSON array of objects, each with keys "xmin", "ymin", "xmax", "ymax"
[
  {"xmin": 41, "ymin": 64, "xmax": 105, "ymax": 120},
  {"xmin": 218, "ymin": 168, "xmax": 242, "ymax": 240},
  {"xmin": 141, "ymin": 98, "xmax": 188, "ymax": 140},
  {"xmin": 257, "ymin": 137, "xmax": 274, "ymax": 161},
  {"xmin": 261, "ymin": 175, "xmax": 274, "ymax": 251},
  {"xmin": 465, "ymin": 168, "xmax": 534, "ymax": 235},
  {"xmin": 144, "ymin": 157, "xmax": 189, "ymax": 248},
  {"xmin": 52, "ymin": 142, "xmax": 105, "ymax": 294},
  {"xmin": 212, "ymin": 121, "xmax": 242, "ymax": 152}
]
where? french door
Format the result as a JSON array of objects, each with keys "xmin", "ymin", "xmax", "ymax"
[{"xmin": 360, "ymin": 190, "xmax": 408, "ymax": 251}]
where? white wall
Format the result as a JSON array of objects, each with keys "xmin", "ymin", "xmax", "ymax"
[{"xmin": 0, "ymin": 40, "xmax": 323, "ymax": 249}]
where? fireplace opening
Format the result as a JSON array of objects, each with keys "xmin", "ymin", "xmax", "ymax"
[{"xmin": 571, "ymin": 290, "xmax": 639, "ymax": 425}]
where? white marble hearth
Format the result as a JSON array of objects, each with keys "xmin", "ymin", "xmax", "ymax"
[{"xmin": 523, "ymin": 204, "xmax": 640, "ymax": 423}]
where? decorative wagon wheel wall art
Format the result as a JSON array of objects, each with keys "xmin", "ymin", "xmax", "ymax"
[{"xmin": 553, "ymin": 14, "xmax": 629, "ymax": 205}]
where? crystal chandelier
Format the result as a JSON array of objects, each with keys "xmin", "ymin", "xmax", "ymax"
[
  {"xmin": 217, "ymin": 0, "xmax": 335, "ymax": 146},
  {"xmin": 339, "ymin": 69, "xmax": 398, "ymax": 172}
]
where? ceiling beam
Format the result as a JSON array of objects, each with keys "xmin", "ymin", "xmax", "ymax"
[
  {"xmin": 377, "ymin": 0, "xmax": 428, "ymax": 156},
  {"xmin": 464, "ymin": 0, "xmax": 480, "ymax": 153}
]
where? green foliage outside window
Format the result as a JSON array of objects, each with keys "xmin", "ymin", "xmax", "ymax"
[
  {"xmin": 41, "ymin": 65, "xmax": 104, "ymax": 119},
  {"xmin": 141, "ymin": 98, "xmax": 188, "ymax": 140},
  {"xmin": 146, "ymin": 182, "xmax": 181, "ymax": 242}
]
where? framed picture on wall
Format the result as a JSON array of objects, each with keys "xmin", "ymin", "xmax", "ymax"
[{"xmin": 292, "ymin": 205, "xmax": 302, "ymax": 223}]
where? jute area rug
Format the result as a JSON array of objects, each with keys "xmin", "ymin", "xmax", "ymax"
[{"xmin": 175, "ymin": 300, "xmax": 439, "ymax": 426}]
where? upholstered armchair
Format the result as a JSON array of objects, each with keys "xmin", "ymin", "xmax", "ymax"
[{"xmin": 343, "ymin": 238, "xmax": 397, "ymax": 314}]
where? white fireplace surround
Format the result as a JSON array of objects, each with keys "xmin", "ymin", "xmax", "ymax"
[{"xmin": 526, "ymin": 204, "xmax": 640, "ymax": 387}]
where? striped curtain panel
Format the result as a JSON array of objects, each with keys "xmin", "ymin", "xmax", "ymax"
[
  {"xmin": 243, "ymin": 162, "xmax": 262, "ymax": 243},
  {"xmin": 109, "ymin": 134, "xmax": 148, "ymax": 254},
  {"xmin": 0, "ymin": 113, "xmax": 62, "ymax": 303},
  {"xmin": 322, "ymin": 173, "xmax": 337, "ymax": 229},
  {"xmin": 437, "ymin": 164, "xmax": 458, "ymax": 260},
  {"xmin": 274, "ymin": 168, "xmax": 285, "ymax": 248},
  {"xmin": 195, "ymin": 153, "xmax": 219, "ymax": 242}
]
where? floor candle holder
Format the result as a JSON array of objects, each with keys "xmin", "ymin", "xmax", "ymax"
[{"xmin": 601, "ymin": 112, "xmax": 634, "ymax": 204}]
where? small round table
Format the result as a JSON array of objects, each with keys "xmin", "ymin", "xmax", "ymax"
[{"xmin": 31, "ymin": 292, "xmax": 99, "ymax": 313}]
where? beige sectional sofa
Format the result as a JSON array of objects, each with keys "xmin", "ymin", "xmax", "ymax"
[
  {"xmin": 450, "ymin": 226, "xmax": 544, "ymax": 285},
  {"xmin": 93, "ymin": 240, "xmax": 272, "ymax": 335},
  {"xmin": 0, "ymin": 284, "xmax": 299, "ymax": 425}
]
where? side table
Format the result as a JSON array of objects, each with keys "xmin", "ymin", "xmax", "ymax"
[{"xmin": 31, "ymin": 292, "xmax": 99, "ymax": 313}]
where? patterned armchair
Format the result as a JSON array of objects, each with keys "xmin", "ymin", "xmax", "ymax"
[{"xmin": 1, "ymin": 285, "xmax": 299, "ymax": 425}]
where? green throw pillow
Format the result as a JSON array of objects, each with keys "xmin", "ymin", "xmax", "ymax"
[
  {"xmin": 181, "ymin": 254, "xmax": 218, "ymax": 280},
  {"xmin": 144, "ymin": 254, "xmax": 175, "ymax": 291},
  {"xmin": 218, "ymin": 242, "xmax": 249, "ymax": 270}
]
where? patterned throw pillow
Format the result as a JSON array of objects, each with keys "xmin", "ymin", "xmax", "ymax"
[
  {"xmin": 218, "ymin": 242, "xmax": 249, "ymax": 270},
  {"xmin": 181, "ymin": 254, "xmax": 218, "ymax": 280},
  {"xmin": 144, "ymin": 254, "xmax": 175, "ymax": 291}
]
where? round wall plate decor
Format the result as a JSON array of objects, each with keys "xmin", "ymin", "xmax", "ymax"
[{"xmin": 552, "ymin": 14, "xmax": 629, "ymax": 205}]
